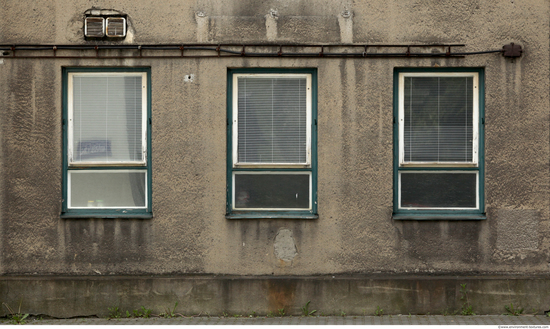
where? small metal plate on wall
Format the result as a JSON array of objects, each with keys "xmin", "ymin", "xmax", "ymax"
[{"xmin": 502, "ymin": 43, "xmax": 522, "ymax": 58}]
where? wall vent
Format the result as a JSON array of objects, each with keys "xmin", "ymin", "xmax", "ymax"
[
  {"xmin": 84, "ymin": 17, "xmax": 105, "ymax": 37},
  {"xmin": 106, "ymin": 17, "xmax": 126, "ymax": 37}
]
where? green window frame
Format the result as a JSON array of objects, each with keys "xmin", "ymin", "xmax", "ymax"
[
  {"xmin": 393, "ymin": 68, "xmax": 485, "ymax": 220},
  {"xmin": 226, "ymin": 68, "xmax": 318, "ymax": 219},
  {"xmin": 61, "ymin": 67, "xmax": 152, "ymax": 218}
]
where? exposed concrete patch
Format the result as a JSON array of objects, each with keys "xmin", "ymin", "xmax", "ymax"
[
  {"xmin": 338, "ymin": 10, "xmax": 353, "ymax": 43},
  {"xmin": 195, "ymin": 11, "xmax": 208, "ymax": 42},
  {"xmin": 265, "ymin": 9, "xmax": 278, "ymax": 41},
  {"xmin": 124, "ymin": 24, "xmax": 134, "ymax": 43},
  {"xmin": 84, "ymin": 8, "xmax": 125, "ymax": 16},
  {"xmin": 274, "ymin": 229, "xmax": 297, "ymax": 262},
  {"xmin": 497, "ymin": 209, "xmax": 538, "ymax": 250},
  {"xmin": 183, "ymin": 74, "xmax": 195, "ymax": 83}
]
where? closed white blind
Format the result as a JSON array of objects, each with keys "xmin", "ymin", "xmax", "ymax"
[
  {"xmin": 404, "ymin": 76, "xmax": 473, "ymax": 162},
  {"xmin": 72, "ymin": 75, "xmax": 143, "ymax": 163},
  {"xmin": 238, "ymin": 76, "xmax": 307, "ymax": 163}
]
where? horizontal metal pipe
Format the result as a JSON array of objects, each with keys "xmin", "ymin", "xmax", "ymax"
[
  {"xmin": 183, "ymin": 47, "xmax": 220, "ymax": 51},
  {"xmin": 0, "ymin": 43, "xmax": 504, "ymax": 59},
  {"xmin": 55, "ymin": 46, "xmax": 97, "ymax": 50},
  {"xmin": 0, "ymin": 54, "xmax": 468, "ymax": 59},
  {"xmin": 0, "ymin": 43, "xmax": 466, "ymax": 48},
  {"xmin": 451, "ymin": 50, "xmax": 503, "ymax": 55},
  {"xmin": 96, "ymin": 45, "xmax": 140, "ymax": 49},
  {"xmin": 240, "ymin": 54, "xmax": 280, "ymax": 57},
  {"xmin": 139, "ymin": 47, "xmax": 179, "ymax": 50},
  {"xmin": 275, "ymin": 53, "xmax": 323, "ymax": 56}
]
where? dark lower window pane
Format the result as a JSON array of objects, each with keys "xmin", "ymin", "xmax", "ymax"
[
  {"xmin": 400, "ymin": 172, "xmax": 477, "ymax": 208},
  {"xmin": 234, "ymin": 173, "xmax": 310, "ymax": 209}
]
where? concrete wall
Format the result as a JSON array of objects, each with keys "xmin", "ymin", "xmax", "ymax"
[
  {"xmin": 2, "ymin": 275, "xmax": 550, "ymax": 317},
  {"xmin": 0, "ymin": 0, "xmax": 549, "ymax": 315}
]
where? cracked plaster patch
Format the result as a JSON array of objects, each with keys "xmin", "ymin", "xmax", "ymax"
[{"xmin": 274, "ymin": 229, "xmax": 297, "ymax": 262}]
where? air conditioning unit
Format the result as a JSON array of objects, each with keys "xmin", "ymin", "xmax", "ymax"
[
  {"xmin": 106, "ymin": 17, "xmax": 126, "ymax": 37},
  {"xmin": 84, "ymin": 17, "xmax": 105, "ymax": 37}
]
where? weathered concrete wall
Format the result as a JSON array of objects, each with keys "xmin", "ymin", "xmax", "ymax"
[
  {"xmin": 1, "ymin": 275, "xmax": 550, "ymax": 317},
  {"xmin": 0, "ymin": 0, "xmax": 549, "ymax": 315}
]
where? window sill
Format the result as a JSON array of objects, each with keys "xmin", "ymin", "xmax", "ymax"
[
  {"xmin": 392, "ymin": 213, "xmax": 486, "ymax": 221},
  {"xmin": 60, "ymin": 213, "xmax": 153, "ymax": 219},
  {"xmin": 226, "ymin": 213, "xmax": 318, "ymax": 220}
]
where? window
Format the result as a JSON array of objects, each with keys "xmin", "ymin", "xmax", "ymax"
[
  {"xmin": 393, "ymin": 68, "xmax": 485, "ymax": 220},
  {"xmin": 62, "ymin": 68, "xmax": 151, "ymax": 218},
  {"xmin": 226, "ymin": 69, "xmax": 317, "ymax": 219}
]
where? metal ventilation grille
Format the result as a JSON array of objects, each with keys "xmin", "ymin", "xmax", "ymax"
[
  {"xmin": 84, "ymin": 17, "xmax": 105, "ymax": 37},
  {"xmin": 106, "ymin": 17, "xmax": 126, "ymax": 37}
]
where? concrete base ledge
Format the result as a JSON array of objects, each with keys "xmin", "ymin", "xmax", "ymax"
[{"xmin": 1, "ymin": 275, "xmax": 549, "ymax": 318}]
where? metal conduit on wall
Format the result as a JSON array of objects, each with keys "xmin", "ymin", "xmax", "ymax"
[{"xmin": 0, "ymin": 43, "xmax": 521, "ymax": 59}]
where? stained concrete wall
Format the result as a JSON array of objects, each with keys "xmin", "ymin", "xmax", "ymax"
[
  {"xmin": 0, "ymin": 0, "xmax": 549, "ymax": 315},
  {"xmin": 2, "ymin": 275, "xmax": 550, "ymax": 317}
]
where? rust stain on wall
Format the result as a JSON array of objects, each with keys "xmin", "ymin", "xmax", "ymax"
[{"xmin": 267, "ymin": 279, "xmax": 296, "ymax": 312}]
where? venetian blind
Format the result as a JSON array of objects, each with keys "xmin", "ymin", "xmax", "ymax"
[
  {"xmin": 72, "ymin": 75, "xmax": 143, "ymax": 163},
  {"xmin": 404, "ymin": 76, "xmax": 473, "ymax": 162},
  {"xmin": 237, "ymin": 76, "xmax": 307, "ymax": 164}
]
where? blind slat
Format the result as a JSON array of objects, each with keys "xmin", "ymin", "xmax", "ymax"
[
  {"xmin": 238, "ymin": 77, "xmax": 307, "ymax": 164},
  {"xmin": 404, "ymin": 76, "xmax": 473, "ymax": 162},
  {"xmin": 72, "ymin": 75, "xmax": 143, "ymax": 163}
]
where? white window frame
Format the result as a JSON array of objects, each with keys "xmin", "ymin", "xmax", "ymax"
[
  {"xmin": 398, "ymin": 72, "xmax": 479, "ymax": 167},
  {"xmin": 398, "ymin": 171, "xmax": 479, "ymax": 210},
  {"xmin": 231, "ymin": 73, "xmax": 312, "ymax": 168},
  {"xmin": 68, "ymin": 169, "xmax": 148, "ymax": 209},
  {"xmin": 67, "ymin": 72, "xmax": 148, "ymax": 167}
]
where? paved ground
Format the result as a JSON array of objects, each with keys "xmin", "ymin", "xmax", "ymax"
[{"xmin": 4, "ymin": 314, "xmax": 550, "ymax": 325}]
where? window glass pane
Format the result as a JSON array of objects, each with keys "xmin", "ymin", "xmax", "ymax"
[
  {"xmin": 72, "ymin": 75, "xmax": 143, "ymax": 163},
  {"xmin": 404, "ymin": 76, "xmax": 473, "ymax": 162},
  {"xmin": 400, "ymin": 172, "xmax": 477, "ymax": 208},
  {"xmin": 234, "ymin": 173, "xmax": 310, "ymax": 209},
  {"xmin": 69, "ymin": 170, "xmax": 146, "ymax": 208},
  {"xmin": 238, "ymin": 77, "xmax": 307, "ymax": 163}
]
